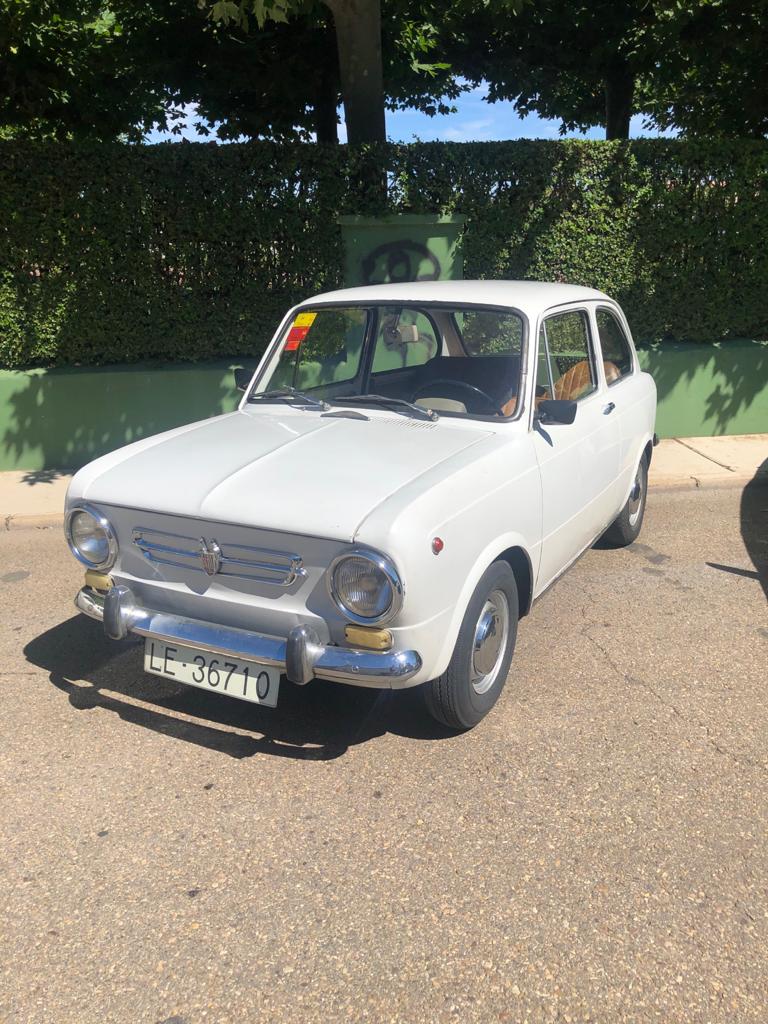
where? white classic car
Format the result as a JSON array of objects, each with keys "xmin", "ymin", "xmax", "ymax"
[{"xmin": 66, "ymin": 281, "xmax": 656, "ymax": 730}]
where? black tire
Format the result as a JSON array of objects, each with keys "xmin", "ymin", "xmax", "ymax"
[
  {"xmin": 424, "ymin": 560, "xmax": 519, "ymax": 731},
  {"xmin": 602, "ymin": 455, "xmax": 648, "ymax": 548}
]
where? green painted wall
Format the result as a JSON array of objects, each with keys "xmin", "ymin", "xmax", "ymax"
[
  {"xmin": 637, "ymin": 339, "xmax": 768, "ymax": 440},
  {"xmin": 0, "ymin": 361, "xmax": 243, "ymax": 472},
  {"xmin": 1, "ymin": 340, "xmax": 766, "ymax": 471}
]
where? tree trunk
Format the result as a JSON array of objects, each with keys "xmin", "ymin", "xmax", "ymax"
[
  {"xmin": 323, "ymin": 0, "xmax": 386, "ymax": 145},
  {"xmin": 314, "ymin": 64, "xmax": 339, "ymax": 144},
  {"xmin": 605, "ymin": 64, "xmax": 634, "ymax": 140}
]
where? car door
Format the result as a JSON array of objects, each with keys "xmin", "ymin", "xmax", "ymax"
[
  {"xmin": 593, "ymin": 303, "xmax": 646, "ymax": 497},
  {"xmin": 531, "ymin": 305, "xmax": 622, "ymax": 593}
]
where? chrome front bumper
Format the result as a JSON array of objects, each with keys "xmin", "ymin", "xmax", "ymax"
[{"xmin": 75, "ymin": 585, "xmax": 422, "ymax": 689}]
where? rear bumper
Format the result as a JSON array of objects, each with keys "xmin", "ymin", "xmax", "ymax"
[{"xmin": 75, "ymin": 585, "xmax": 422, "ymax": 689}]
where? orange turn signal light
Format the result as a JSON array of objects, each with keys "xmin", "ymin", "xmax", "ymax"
[
  {"xmin": 84, "ymin": 570, "xmax": 114, "ymax": 593},
  {"xmin": 344, "ymin": 625, "xmax": 393, "ymax": 651}
]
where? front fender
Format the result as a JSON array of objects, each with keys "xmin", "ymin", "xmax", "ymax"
[
  {"xmin": 354, "ymin": 431, "xmax": 542, "ymax": 685},
  {"xmin": 429, "ymin": 532, "xmax": 536, "ymax": 682}
]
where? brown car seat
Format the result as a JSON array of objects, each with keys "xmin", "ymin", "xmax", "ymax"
[
  {"xmin": 554, "ymin": 360, "xmax": 593, "ymax": 401},
  {"xmin": 552, "ymin": 359, "xmax": 621, "ymax": 401},
  {"xmin": 603, "ymin": 360, "xmax": 620, "ymax": 384},
  {"xmin": 499, "ymin": 361, "xmax": 621, "ymax": 417}
]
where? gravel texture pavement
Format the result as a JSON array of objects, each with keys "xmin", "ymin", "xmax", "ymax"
[{"xmin": 1, "ymin": 479, "xmax": 766, "ymax": 1023}]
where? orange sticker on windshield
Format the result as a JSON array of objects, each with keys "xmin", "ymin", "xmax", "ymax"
[
  {"xmin": 285, "ymin": 326, "xmax": 308, "ymax": 351},
  {"xmin": 285, "ymin": 311, "xmax": 317, "ymax": 351}
]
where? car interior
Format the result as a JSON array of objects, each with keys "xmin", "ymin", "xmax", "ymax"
[
  {"xmin": 262, "ymin": 304, "xmax": 623, "ymax": 420},
  {"xmin": 368, "ymin": 307, "xmax": 523, "ymax": 417}
]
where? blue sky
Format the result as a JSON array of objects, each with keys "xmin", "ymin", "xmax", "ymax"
[{"xmin": 146, "ymin": 82, "xmax": 671, "ymax": 144}]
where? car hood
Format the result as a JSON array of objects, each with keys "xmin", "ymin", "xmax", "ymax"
[{"xmin": 72, "ymin": 407, "xmax": 495, "ymax": 542}]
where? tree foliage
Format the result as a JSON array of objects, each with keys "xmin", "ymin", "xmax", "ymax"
[
  {"xmin": 203, "ymin": 0, "xmax": 461, "ymax": 144},
  {"xmin": 0, "ymin": 0, "xmax": 463, "ymax": 144},
  {"xmin": 647, "ymin": 0, "xmax": 768, "ymax": 139},
  {"xmin": 439, "ymin": 0, "xmax": 658, "ymax": 140},
  {"xmin": 439, "ymin": 0, "xmax": 768, "ymax": 140},
  {"xmin": 0, "ymin": 0, "xmax": 174, "ymax": 140},
  {"xmin": 193, "ymin": 0, "xmax": 465, "ymax": 142},
  {"xmin": 1, "ymin": 1, "xmax": 765, "ymax": 146}
]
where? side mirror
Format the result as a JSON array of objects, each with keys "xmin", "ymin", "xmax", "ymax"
[
  {"xmin": 537, "ymin": 399, "xmax": 577, "ymax": 425},
  {"xmin": 234, "ymin": 367, "xmax": 252, "ymax": 392}
]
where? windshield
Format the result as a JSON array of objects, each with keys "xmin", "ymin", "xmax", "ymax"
[{"xmin": 252, "ymin": 304, "xmax": 526, "ymax": 419}]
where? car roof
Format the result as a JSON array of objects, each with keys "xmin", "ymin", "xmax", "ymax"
[{"xmin": 302, "ymin": 280, "xmax": 611, "ymax": 317}]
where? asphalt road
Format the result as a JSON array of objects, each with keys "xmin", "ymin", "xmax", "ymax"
[{"xmin": 1, "ymin": 482, "xmax": 766, "ymax": 1024}]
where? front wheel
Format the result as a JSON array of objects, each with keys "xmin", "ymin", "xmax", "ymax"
[
  {"xmin": 424, "ymin": 560, "xmax": 519, "ymax": 731},
  {"xmin": 602, "ymin": 456, "xmax": 648, "ymax": 547}
]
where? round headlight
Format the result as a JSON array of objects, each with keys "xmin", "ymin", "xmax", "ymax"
[
  {"xmin": 65, "ymin": 504, "xmax": 117, "ymax": 570},
  {"xmin": 329, "ymin": 549, "xmax": 403, "ymax": 625}
]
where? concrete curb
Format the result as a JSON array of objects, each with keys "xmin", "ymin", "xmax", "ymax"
[{"xmin": 649, "ymin": 472, "xmax": 763, "ymax": 490}]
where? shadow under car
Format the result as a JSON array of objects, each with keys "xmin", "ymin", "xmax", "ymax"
[{"xmin": 24, "ymin": 614, "xmax": 456, "ymax": 760}]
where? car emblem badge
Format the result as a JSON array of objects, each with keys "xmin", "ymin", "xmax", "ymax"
[{"xmin": 199, "ymin": 538, "xmax": 222, "ymax": 576}]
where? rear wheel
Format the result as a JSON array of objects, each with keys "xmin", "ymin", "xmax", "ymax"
[
  {"xmin": 602, "ymin": 455, "xmax": 648, "ymax": 547},
  {"xmin": 424, "ymin": 560, "xmax": 518, "ymax": 731}
]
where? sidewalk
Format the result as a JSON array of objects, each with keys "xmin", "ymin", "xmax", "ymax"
[
  {"xmin": 1, "ymin": 435, "xmax": 767, "ymax": 531},
  {"xmin": 1, "ymin": 470, "xmax": 72, "ymax": 531},
  {"xmin": 649, "ymin": 434, "xmax": 768, "ymax": 489}
]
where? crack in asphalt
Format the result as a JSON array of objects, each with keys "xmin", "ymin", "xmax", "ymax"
[{"xmin": 581, "ymin": 627, "xmax": 768, "ymax": 776}]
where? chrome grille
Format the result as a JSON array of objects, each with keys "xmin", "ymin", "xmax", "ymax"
[{"xmin": 131, "ymin": 526, "xmax": 306, "ymax": 586}]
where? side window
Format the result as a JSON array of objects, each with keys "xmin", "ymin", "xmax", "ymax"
[
  {"xmin": 542, "ymin": 310, "xmax": 596, "ymax": 402},
  {"xmin": 596, "ymin": 308, "xmax": 634, "ymax": 383},
  {"xmin": 371, "ymin": 307, "xmax": 440, "ymax": 373}
]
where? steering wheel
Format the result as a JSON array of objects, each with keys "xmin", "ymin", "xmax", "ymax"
[{"xmin": 412, "ymin": 379, "xmax": 502, "ymax": 415}]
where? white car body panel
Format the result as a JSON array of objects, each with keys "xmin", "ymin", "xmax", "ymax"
[
  {"xmin": 71, "ymin": 406, "xmax": 494, "ymax": 543},
  {"xmin": 66, "ymin": 281, "xmax": 657, "ymax": 691}
]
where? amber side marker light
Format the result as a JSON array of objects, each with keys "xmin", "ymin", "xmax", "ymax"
[
  {"xmin": 84, "ymin": 570, "xmax": 114, "ymax": 593},
  {"xmin": 344, "ymin": 625, "xmax": 393, "ymax": 651}
]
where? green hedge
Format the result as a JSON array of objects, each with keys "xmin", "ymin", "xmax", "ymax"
[{"xmin": 1, "ymin": 139, "xmax": 767, "ymax": 369}]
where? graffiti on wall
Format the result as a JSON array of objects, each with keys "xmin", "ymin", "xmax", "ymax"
[{"xmin": 360, "ymin": 240, "xmax": 442, "ymax": 285}]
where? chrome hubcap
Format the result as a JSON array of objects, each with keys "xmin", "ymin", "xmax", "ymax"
[
  {"xmin": 471, "ymin": 590, "xmax": 510, "ymax": 695},
  {"xmin": 628, "ymin": 467, "xmax": 644, "ymax": 525}
]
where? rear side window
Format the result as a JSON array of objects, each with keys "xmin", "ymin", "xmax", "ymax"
[{"xmin": 596, "ymin": 308, "xmax": 634, "ymax": 383}]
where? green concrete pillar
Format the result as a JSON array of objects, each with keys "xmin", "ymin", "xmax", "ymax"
[{"xmin": 338, "ymin": 214, "xmax": 466, "ymax": 287}]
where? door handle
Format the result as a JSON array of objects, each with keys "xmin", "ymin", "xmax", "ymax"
[{"xmin": 603, "ymin": 402, "xmax": 616, "ymax": 415}]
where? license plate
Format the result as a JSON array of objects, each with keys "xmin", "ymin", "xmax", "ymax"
[{"xmin": 143, "ymin": 639, "xmax": 280, "ymax": 708}]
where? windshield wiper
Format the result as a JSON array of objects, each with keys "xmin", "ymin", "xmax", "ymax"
[
  {"xmin": 332, "ymin": 394, "xmax": 438, "ymax": 421},
  {"xmin": 247, "ymin": 386, "xmax": 330, "ymax": 411}
]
